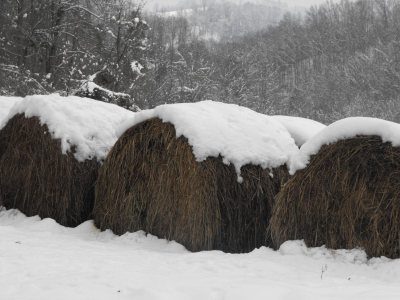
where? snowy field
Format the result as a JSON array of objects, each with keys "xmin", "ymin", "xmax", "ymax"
[{"xmin": 1, "ymin": 208, "xmax": 400, "ymax": 300}]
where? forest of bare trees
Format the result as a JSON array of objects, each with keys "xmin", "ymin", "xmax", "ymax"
[
  {"xmin": 0, "ymin": 0, "xmax": 148, "ymax": 108},
  {"xmin": 1, "ymin": 0, "xmax": 400, "ymax": 123}
]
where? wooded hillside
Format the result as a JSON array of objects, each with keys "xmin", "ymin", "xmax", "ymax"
[{"xmin": 1, "ymin": 0, "xmax": 399, "ymax": 124}]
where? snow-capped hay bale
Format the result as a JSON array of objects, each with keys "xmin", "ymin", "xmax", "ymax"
[
  {"xmin": 270, "ymin": 117, "xmax": 400, "ymax": 259},
  {"xmin": 0, "ymin": 96, "xmax": 21, "ymax": 122},
  {"xmin": 94, "ymin": 118, "xmax": 289, "ymax": 252},
  {"xmin": 0, "ymin": 95, "xmax": 135, "ymax": 227},
  {"xmin": 0, "ymin": 114, "xmax": 99, "ymax": 226},
  {"xmin": 93, "ymin": 101, "xmax": 299, "ymax": 253}
]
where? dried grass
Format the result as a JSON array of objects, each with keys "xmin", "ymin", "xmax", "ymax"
[
  {"xmin": 0, "ymin": 114, "xmax": 100, "ymax": 227},
  {"xmin": 269, "ymin": 136, "xmax": 400, "ymax": 259},
  {"xmin": 93, "ymin": 117, "xmax": 289, "ymax": 253}
]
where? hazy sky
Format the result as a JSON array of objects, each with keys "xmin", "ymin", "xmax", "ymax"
[{"xmin": 146, "ymin": 0, "xmax": 340, "ymax": 9}]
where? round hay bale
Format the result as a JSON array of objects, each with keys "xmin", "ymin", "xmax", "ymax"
[
  {"xmin": 93, "ymin": 118, "xmax": 289, "ymax": 253},
  {"xmin": 269, "ymin": 135, "xmax": 400, "ymax": 259},
  {"xmin": 0, "ymin": 114, "xmax": 100, "ymax": 227},
  {"xmin": 0, "ymin": 94, "xmax": 135, "ymax": 226}
]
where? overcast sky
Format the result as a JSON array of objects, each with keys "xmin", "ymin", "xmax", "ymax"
[{"xmin": 145, "ymin": 0, "xmax": 340, "ymax": 10}]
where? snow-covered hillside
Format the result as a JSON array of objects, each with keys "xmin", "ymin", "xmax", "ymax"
[{"xmin": 1, "ymin": 208, "xmax": 400, "ymax": 300}]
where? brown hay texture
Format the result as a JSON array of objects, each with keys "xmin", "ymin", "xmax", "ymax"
[
  {"xmin": 269, "ymin": 135, "xmax": 400, "ymax": 259},
  {"xmin": 0, "ymin": 114, "xmax": 100, "ymax": 227},
  {"xmin": 93, "ymin": 117, "xmax": 289, "ymax": 253}
]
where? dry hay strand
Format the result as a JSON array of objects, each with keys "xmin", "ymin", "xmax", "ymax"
[
  {"xmin": 0, "ymin": 114, "xmax": 100, "ymax": 227},
  {"xmin": 93, "ymin": 117, "xmax": 289, "ymax": 253},
  {"xmin": 269, "ymin": 135, "xmax": 400, "ymax": 259}
]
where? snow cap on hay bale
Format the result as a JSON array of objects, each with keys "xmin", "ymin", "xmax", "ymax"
[
  {"xmin": 94, "ymin": 100, "xmax": 299, "ymax": 253},
  {"xmin": 0, "ymin": 94, "xmax": 135, "ymax": 227},
  {"xmin": 271, "ymin": 116, "xmax": 326, "ymax": 147},
  {"xmin": 269, "ymin": 117, "xmax": 400, "ymax": 259},
  {"xmin": 0, "ymin": 96, "xmax": 22, "ymax": 122}
]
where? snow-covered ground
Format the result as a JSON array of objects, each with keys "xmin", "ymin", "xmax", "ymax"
[{"xmin": 1, "ymin": 208, "xmax": 400, "ymax": 300}]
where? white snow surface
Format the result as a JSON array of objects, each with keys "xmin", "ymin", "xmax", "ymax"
[
  {"xmin": 0, "ymin": 96, "xmax": 22, "ymax": 121},
  {"xmin": 0, "ymin": 94, "xmax": 135, "ymax": 162},
  {"xmin": 271, "ymin": 115, "xmax": 326, "ymax": 147},
  {"xmin": 2, "ymin": 208, "xmax": 400, "ymax": 300},
  {"xmin": 117, "ymin": 101, "xmax": 299, "ymax": 181},
  {"xmin": 290, "ymin": 117, "xmax": 400, "ymax": 174}
]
